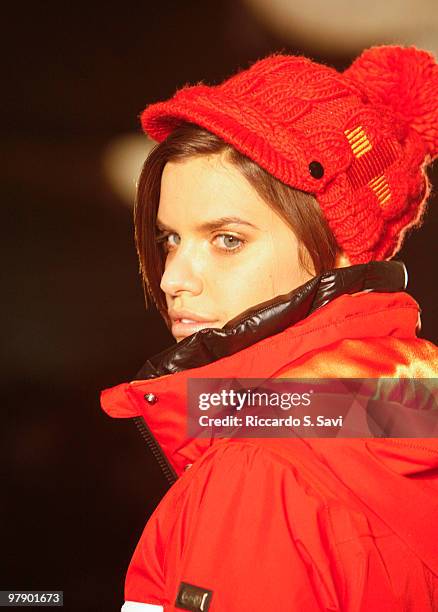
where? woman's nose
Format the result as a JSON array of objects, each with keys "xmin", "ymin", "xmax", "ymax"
[{"xmin": 160, "ymin": 247, "xmax": 203, "ymax": 297}]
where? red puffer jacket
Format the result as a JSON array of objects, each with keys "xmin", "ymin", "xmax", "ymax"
[{"xmin": 101, "ymin": 262, "xmax": 438, "ymax": 611}]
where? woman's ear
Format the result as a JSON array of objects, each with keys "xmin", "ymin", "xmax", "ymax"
[{"xmin": 335, "ymin": 252, "xmax": 351, "ymax": 268}]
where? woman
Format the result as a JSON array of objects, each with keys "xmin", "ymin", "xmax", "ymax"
[{"xmin": 101, "ymin": 45, "xmax": 438, "ymax": 610}]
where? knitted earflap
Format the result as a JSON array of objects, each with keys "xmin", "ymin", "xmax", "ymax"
[{"xmin": 332, "ymin": 45, "xmax": 438, "ymax": 261}]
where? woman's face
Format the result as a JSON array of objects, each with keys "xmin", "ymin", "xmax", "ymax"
[{"xmin": 157, "ymin": 153, "xmax": 315, "ymax": 342}]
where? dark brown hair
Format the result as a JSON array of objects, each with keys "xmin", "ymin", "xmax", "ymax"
[{"xmin": 134, "ymin": 122, "xmax": 340, "ymax": 322}]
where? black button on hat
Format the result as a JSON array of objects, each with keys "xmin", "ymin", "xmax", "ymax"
[{"xmin": 309, "ymin": 161, "xmax": 324, "ymax": 179}]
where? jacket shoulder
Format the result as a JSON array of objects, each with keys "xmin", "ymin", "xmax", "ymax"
[
  {"xmin": 276, "ymin": 336, "xmax": 438, "ymax": 378},
  {"xmin": 126, "ymin": 439, "xmax": 345, "ymax": 610},
  {"xmin": 125, "ymin": 438, "xmax": 438, "ymax": 610}
]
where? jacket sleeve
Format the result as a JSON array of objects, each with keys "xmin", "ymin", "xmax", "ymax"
[{"xmin": 125, "ymin": 440, "xmax": 340, "ymax": 611}]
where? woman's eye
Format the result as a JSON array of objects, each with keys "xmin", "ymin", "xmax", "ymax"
[
  {"xmin": 156, "ymin": 232, "xmax": 244, "ymax": 254},
  {"xmin": 167, "ymin": 233, "xmax": 180, "ymax": 247},
  {"xmin": 156, "ymin": 232, "xmax": 180, "ymax": 252},
  {"xmin": 214, "ymin": 234, "xmax": 244, "ymax": 252}
]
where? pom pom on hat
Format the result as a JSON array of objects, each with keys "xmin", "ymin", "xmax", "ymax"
[
  {"xmin": 344, "ymin": 45, "xmax": 438, "ymax": 160},
  {"xmin": 140, "ymin": 45, "xmax": 438, "ymax": 264}
]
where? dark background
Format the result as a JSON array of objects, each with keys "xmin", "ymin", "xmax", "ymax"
[{"xmin": 3, "ymin": 2, "xmax": 437, "ymax": 611}]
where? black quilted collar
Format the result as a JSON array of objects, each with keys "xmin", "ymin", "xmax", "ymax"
[{"xmin": 135, "ymin": 260, "xmax": 407, "ymax": 380}]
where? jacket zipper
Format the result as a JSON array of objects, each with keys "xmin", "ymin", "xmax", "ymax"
[{"xmin": 133, "ymin": 416, "xmax": 178, "ymax": 487}]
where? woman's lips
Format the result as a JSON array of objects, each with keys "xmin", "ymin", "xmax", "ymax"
[{"xmin": 171, "ymin": 319, "xmax": 219, "ymax": 339}]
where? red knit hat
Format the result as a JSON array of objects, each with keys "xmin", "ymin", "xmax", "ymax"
[{"xmin": 140, "ymin": 46, "xmax": 438, "ymax": 264}]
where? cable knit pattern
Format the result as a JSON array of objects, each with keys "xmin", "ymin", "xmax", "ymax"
[{"xmin": 140, "ymin": 46, "xmax": 438, "ymax": 263}]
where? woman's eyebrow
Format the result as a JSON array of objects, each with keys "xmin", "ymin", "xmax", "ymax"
[
  {"xmin": 156, "ymin": 216, "xmax": 258, "ymax": 232},
  {"xmin": 156, "ymin": 219, "xmax": 172, "ymax": 231}
]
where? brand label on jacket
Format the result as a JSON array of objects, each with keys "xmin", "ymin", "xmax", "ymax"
[{"xmin": 175, "ymin": 582, "xmax": 213, "ymax": 611}]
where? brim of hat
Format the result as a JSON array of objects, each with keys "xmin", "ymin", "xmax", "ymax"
[
  {"xmin": 140, "ymin": 94, "xmax": 305, "ymax": 188},
  {"xmin": 141, "ymin": 97, "xmax": 266, "ymax": 153}
]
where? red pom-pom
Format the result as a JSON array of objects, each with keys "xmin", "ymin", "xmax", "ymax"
[{"xmin": 344, "ymin": 45, "xmax": 438, "ymax": 160}]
